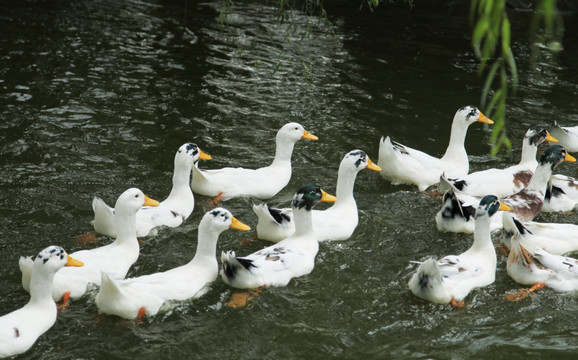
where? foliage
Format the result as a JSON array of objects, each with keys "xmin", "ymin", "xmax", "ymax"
[{"xmin": 470, "ymin": 0, "xmax": 516, "ymax": 156}]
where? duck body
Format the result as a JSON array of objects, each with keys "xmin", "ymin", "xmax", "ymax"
[
  {"xmin": 435, "ymin": 145, "xmax": 576, "ymax": 234},
  {"xmin": 542, "ymin": 174, "xmax": 578, "ymax": 212},
  {"xmin": 501, "ymin": 214, "xmax": 578, "ymax": 255},
  {"xmin": 220, "ymin": 184, "xmax": 336, "ymax": 289},
  {"xmin": 191, "ymin": 123, "xmax": 317, "ymax": 200},
  {"xmin": 254, "ymin": 150, "xmax": 381, "ymax": 242},
  {"xmin": 20, "ymin": 188, "xmax": 159, "ymax": 302},
  {"xmin": 0, "ymin": 246, "xmax": 82, "ymax": 358},
  {"xmin": 549, "ymin": 121, "xmax": 578, "ymax": 153},
  {"xmin": 409, "ymin": 195, "xmax": 509, "ymax": 305},
  {"xmin": 377, "ymin": 106, "xmax": 493, "ymax": 191},
  {"xmin": 95, "ymin": 208, "xmax": 250, "ymax": 319},
  {"xmin": 440, "ymin": 126, "xmax": 556, "ymax": 198},
  {"xmin": 92, "ymin": 143, "xmax": 209, "ymax": 238},
  {"xmin": 504, "ymin": 213, "xmax": 578, "ymax": 292}
]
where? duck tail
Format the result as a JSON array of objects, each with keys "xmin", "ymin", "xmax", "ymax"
[
  {"xmin": 220, "ymin": 251, "xmax": 254, "ymax": 282},
  {"xmin": 409, "ymin": 258, "xmax": 442, "ymax": 293},
  {"xmin": 96, "ymin": 272, "xmax": 125, "ymax": 305},
  {"xmin": 91, "ymin": 196, "xmax": 116, "ymax": 238},
  {"xmin": 19, "ymin": 256, "xmax": 34, "ymax": 293}
]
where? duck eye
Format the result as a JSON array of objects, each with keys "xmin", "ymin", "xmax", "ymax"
[
  {"xmin": 135, "ymin": 194, "xmax": 139, "ymax": 198},
  {"xmin": 295, "ymin": 127, "xmax": 298, "ymax": 130}
]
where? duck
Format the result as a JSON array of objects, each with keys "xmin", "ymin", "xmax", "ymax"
[
  {"xmin": 0, "ymin": 246, "xmax": 83, "ymax": 358},
  {"xmin": 92, "ymin": 143, "xmax": 211, "ymax": 238},
  {"xmin": 501, "ymin": 213, "xmax": 578, "ymax": 255},
  {"xmin": 435, "ymin": 145, "xmax": 576, "ymax": 234},
  {"xmin": 95, "ymin": 208, "xmax": 250, "ymax": 320},
  {"xmin": 377, "ymin": 106, "xmax": 494, "ymax": 191},
  {"xmin": 191, "ymin": 122, "xmax": 318, "ymax": 201},
  {"xmin": 439, "ymin": 126, "xmax": 557, "ymax": 198},
  {"xmin": 220, "ymin": 184, "xmax": 336, "ymax": 289},
  {"xmin": 19, "ymin": 188, "xmax": 159, "ymax": 304},
  {"xmin": 503, "ymin": 212, "xmax": 578, "ymax": 301},
  {"xmin": 541, "ymin": 174, "xmax": 578, "ymax": 212},
  {"xmin": 408, "ymin": 195, "xmax": 510, "ymax": 306},
  {"xmin": 253, "ymin": 150, "xmax": 382, "ymax": 243},
  {"xmin": 549, "ymin": 121, "xmax": 578, "ymax": 152}
]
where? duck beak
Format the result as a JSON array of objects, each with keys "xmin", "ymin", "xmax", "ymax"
[
  {"xmin": 477, "ymin": 112, "xmax": 494, "ymax": 125},
  {"xmin": 499, "ymin": 201, "xmax": 511, "ymax": 211},
  {"xmin": 230, "ymin": 217, "xmax": 251, "ymax": 231},
  {"xmin": 565, "ymin": 152, "xmax": 576, "ymax": 162},
  {"xmin": 320, "ymin": 190, "xmax": 337, "ymax": 203},
  {"xmin": 545, "ymin": 132, "xmax": 558, "ymax": 143},
  {"xmin": 199, "ymin": 150, "xmax": 212, "ymax": 161},
  {"xmin": 66, "ymin": 255, "xmax": 84, "ymax": 267},
  {"xmin": 144, "ymin": 195, "xmax": 161, "ymax": 207},
  {"xmin": 302, "ymin": 130, "xmax": 318, "ymax": 141},
  {"xmin": 366, "ymin": 158, "xmax": 382, "ymax": 172}
]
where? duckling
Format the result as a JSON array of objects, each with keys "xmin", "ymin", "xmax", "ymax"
[
  {"xmin": 377, "ymin": 106, "xmax": 493, "ymax": 191},
  {"xmin": 0, "ymin": 246, "xmax": 82, "ymax": 358},
  {"xmin": 191, "ymin": 122, "xmax": 317, "ymax": 201},
  {"xmin": 92, "ymin": 143, "xmax": 210, "ymax": 238},
  {"xmin": 253, "ymin": 150, "xmax": 381, "ymax": 242},
  {"xmin": 409, "ymin": 196, "xmax": 510, "ymax": 306}
]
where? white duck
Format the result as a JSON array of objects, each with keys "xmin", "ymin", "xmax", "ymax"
[
  {"xmin": 408, "ymin": 195, "xmax": 510, "ymax": 306},
  {"xmin": 191, "ymin": 122, "xmax": 318, "ymax": 201},
  {"xmin": 435, "ymin": 145, "xmax": 576, "ymax": 234},
  {"xmin": 503, "ymin": 212, "xmax": 578, "ymax": 301},
  {"xmin": 92, "ymin": 143, "xmax": 210, "ymax": 238},
  {"xmin": 440, "ymin": 126, "xmax": 557, "ymax": 198},
  {"xmin": 95, "ymin": 208, "xmax": 250, "ymax": 320},
  {"xmin": 377, "ymin": 106, "xmax": 494, "ymax": 191},
  {"xmin": 253, "ymin": 150, "xmax": 381, "ymax": 243},
  {"xmin": 0, "ymin": 246, "xmax": 82, "ymax": 358},
  {"xmin": 541, "ymin": 174, "xmax": 578, "ymax": 212},
  {"xmin": 19, "ymin": 188, "xmax": 159, "ymax": 304},
  {"xmin": 501, "ymin": 213, "xmax": 578, "ymax": 256},
  {"xmin": 549, "ymin": 121, "xmax": 578, "ymax": 152},
  {"xmin": 220, "ymin": 184, "xmax": 336, "ymax": 289}
]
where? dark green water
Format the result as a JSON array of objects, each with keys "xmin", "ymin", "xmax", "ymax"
[{"xmin": 1, "ymin": 0, "xmax": 578, "ymax": 358}]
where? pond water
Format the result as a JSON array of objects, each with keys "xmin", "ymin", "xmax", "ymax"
[{"xmin": 1, "ymin": 0, "xmax": 578, "ymax": 358}]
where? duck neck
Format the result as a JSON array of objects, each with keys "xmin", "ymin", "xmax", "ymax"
[
  {"xmin": 114, "ymin": 209, "xmax": 139, "ymax": 250},
  {"xmin": 335, "ymin": 167, "xmax": 358, "ymax": 205},
  {"xmin": 29, "ymin": 266, "xmax": 57, "ymax": 304},
  {"xmin": 471, "ymin": 215, "xmax": 494, "ymax": 253},
  {"xmin": 271, "ymin": 137, "xmax": 296, "ymax": 168},
  {"xmin": 441, "ymin": 121, "xmax": 468, "ymax": 165},
  {"xmin": 189, "ymin": 224, "xmax": 219, "ymax": 267},
  {"xmin": 518, "ymin": 140, "xmax": 538, "ymax": 167},
  {"xmin": 526, "ymin": 162, "xmax": 552, "ymax": 193},
  {"xmin": 292, "ymin": 207, "xmax": 314, "ymax": 237},
  {"xmin": 164, "ymin": 158, "xmax": 193, "ymax": 207}
]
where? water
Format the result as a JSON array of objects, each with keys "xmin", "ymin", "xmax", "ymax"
[{"xmin": 1, "ymin": 0, "xmax": 578, "ymax": 358}]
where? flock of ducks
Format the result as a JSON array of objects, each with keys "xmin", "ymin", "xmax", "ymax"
[{"xmin": 2, "ymin": 110, "xmax": 578, "ymax": 357}]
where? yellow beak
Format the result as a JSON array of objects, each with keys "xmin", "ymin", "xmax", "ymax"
[
  {"xmin": 545, "ymin": 132, "xmax": 558, "ymax": 143},
  {"xmin": 477, "ymin": 112, "xmax": 494, "ymax": 125},
  {"xmin": 320, "ymin": 190, "xmax": 337, "ymax": 203},
  {"xmin": 499, "ymin": 201, "xmax": 511, "ymax": 211},
  {"xmin": 66, "ymin": 255, "xmax": 84, "ymax": 267},
  {"xmin": 199, "ymin": 150, "xmax": 212, "ymax": 161},
  {"xmin": 302, "ymin": 130, "xmax": 318, "ymax": 141},
  {"xmin": 565, "ymin": 152, "xmax": 576, "ymax": 162},
  {"xmin": 144, "ymin": 195, "xmax": 161, "ymax": 207},
  {"xmin": 366, "ymin": 158, "xmax": 382, "ymax": 172},
  {"xmin": 230, "ymin": 217, "xmax": 251, "ymax": 231}
]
